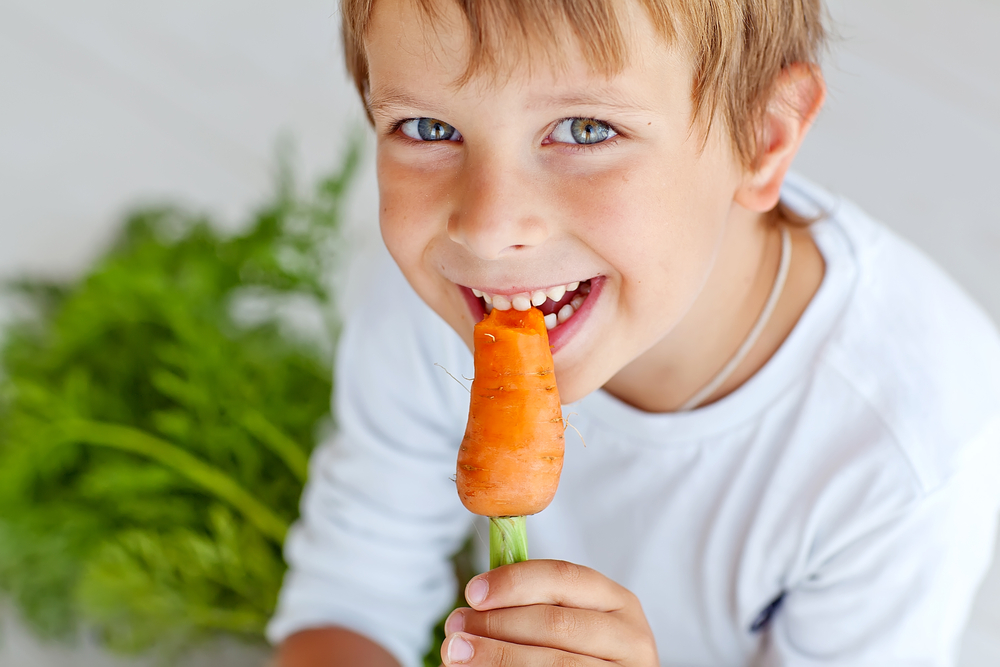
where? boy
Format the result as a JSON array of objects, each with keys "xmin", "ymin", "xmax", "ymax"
[{"xmin": 269, "ymin": 0, "xmax": 1000, "ymax": 665}]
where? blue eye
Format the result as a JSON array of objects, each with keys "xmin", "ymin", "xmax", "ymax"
[
  {"xmin": 550, "ymin": 118, "xmax": 616, "ymax": 145},
  {"xmin": 400, "ymin": 118, "xmax": 462, "ymax": 142}
]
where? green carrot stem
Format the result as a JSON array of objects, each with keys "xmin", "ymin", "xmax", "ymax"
[
  {"xmin": 57, "ymin": 419, "xmax": 290, "ymax": 544},
  {"xmin": 489, "ymin": 516, "xmax": 528, "ymax": 569},
  {"xmin": 238, "ymin": 409, "xmax": 310, "ymax": 483}
]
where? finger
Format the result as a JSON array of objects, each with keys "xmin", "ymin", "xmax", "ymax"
[
  {"xmin": 465, "ymin": 559, "xmax": 636, "ymax": 613},
  {"xmin": 447, "ymin": 604, "xmax": 648, "ymax": 662},
  {"xmin": 441, "ymin": 631, "xmax": 613, "ymax": 667}
]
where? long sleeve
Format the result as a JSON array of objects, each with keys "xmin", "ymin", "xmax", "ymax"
[
  {"xmin": 266, "ymin": 261, "xmax": 474, "ymax": 666},
  {"xmin": 759, "ymin": 419, "xmax": 1000, "ymax": 667}
]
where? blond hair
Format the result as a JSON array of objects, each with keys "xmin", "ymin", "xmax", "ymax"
[{"xmin": 342, "ymin": 0, "xmax": 826, "ymax": 167}]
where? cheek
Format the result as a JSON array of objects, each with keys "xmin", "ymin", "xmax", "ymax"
[
  {"xmin": 376, "ymin": 152, "xmax": 449, "ymax": 266},
  {"xmin": 375, "ymin": 150, "xmax": 476, "ymax": 335},
  {"xmin": 560, "ymin": 163, "xmax": 730, "ymax": 365},
  {"xmin": 559, "ymin": 163, "xmax": 722, "ymax": 285}
]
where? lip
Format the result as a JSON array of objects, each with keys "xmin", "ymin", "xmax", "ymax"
[
  {"xmin": 460, "ymin": 286, "xmax": 488, "ymax": 321},
  {"xmin": 547, "ymin": 276, "xmax": 603, "ymax": 353},
  {"xmin": 465, "ymin": 282, "xmax": 584, "ymax": 297},
  {"xmin": 458, "ymin": 276, "xmax": 605, "ymax": 353}
]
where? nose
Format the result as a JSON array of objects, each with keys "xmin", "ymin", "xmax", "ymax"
[{"xmin": 447, "ymin": 151, "xmax": 550, "ymax": 260}]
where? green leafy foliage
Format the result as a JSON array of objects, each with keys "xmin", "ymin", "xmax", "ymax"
[
  {"xmin": 0, "ymin": 145, "xmax": 358, "ymax": 656},
  {"xmin": 423, "ymin": 534, "xmax": 479, "ymax": 667}
]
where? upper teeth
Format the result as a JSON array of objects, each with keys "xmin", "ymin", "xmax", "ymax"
[{"xmin": 472, "ymin": 281, "xmax": 590, "ymax": 330}]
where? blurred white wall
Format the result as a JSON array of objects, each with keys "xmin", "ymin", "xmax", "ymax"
[
  {"xmin": 1, "ymin": 1, "xmax": 998, "ymax": 321},
  {"xmin": 0, "ymin": 1, "xmax": 998, "ymax": 665},
  {"xmin": 795, "ymin": 0, "xmax": 1000, "ymax": 322},
  {"xmin": 0, "ymin": 0, "xmax": 377, "ymax": 285}
]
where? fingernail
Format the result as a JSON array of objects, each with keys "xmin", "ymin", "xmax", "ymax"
[
  {"xmin": 466, "ymin": 577, "xmax": 488, "ymax": 605},
  {"xmin": 447, "ymin": 635, "xmax": 474, "ymax": 663},
  {"xmin": 444, "ymin": 609, "xmax": 465, "ymax": 634}
]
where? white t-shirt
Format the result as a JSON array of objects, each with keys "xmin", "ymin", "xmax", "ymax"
[{"xmin": 267, "ymin": 174, "xmax": 1000, "ymax": 666}]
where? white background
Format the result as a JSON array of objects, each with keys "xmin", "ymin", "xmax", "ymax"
[{"xmin": 0, "ymin": 1, "xmax": 998, "ymax": 665}]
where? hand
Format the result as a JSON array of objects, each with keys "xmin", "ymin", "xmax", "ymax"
[{"xmin": 440, "ymin": 559, "xmax": 659, "ymax": 666}]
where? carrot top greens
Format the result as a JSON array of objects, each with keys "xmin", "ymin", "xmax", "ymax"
[{"xmin": 0, "ymin": 145, "xmax": 356, "ymax": 658}]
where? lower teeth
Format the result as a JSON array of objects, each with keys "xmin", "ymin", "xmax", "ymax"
[{"xmin": 556, "ymin": 303, "xmax": 575, "ymax": 324}]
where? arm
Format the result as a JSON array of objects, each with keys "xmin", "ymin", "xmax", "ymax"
[
  {"xmin": 760, "ymin": 421, "xmax": 1000, "ymax": 666},
  {"xmin": 275, "ymin": 627, "xmax": 400, "ymax": 667},
  {"xmin": 266, "ymin": 261, "xmax": 474, "ymax": 665}
]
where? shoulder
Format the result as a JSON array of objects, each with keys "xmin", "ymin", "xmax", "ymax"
[
  {"xmin": 342, "ymin": 249, "xmax": 468, "ymax": 366},
  {"xmin": 343, "ymin": 250, "xmax": 456, "ymax": 349},
  {"xmin": 336, "ymin": 250, "xmax": 473, "ymax": 426},
  {"xmin": 787, "ymin": 174, "xmax": 1000, "ymax": 494}
]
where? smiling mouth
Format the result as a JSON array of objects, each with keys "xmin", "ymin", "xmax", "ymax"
[{"xmin": 469, "ymin": 279, "xmax": 593, "ymax": 330}]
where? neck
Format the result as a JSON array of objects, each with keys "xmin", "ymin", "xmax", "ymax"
[{"xmin": 603, "ymin": 206, "xmax": 821, "ymax": 413}]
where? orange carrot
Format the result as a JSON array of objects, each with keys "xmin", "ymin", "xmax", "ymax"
[{"xmin": 457, "ymin": 307, "xmax": 564, "ymax": 520}]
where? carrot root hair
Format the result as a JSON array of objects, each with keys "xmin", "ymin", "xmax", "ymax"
[
  {"xmin": 434, "ymin": 362, "xmax": 472, "ymax": 394},
  {"xmin": 562, "ymin": 412, "xmax": 586, "ymax": 448}
]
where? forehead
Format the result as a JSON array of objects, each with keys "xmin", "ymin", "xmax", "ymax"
[{"xmin": 364, "ymin": 0, "xmax": 678, "ymax": 94}]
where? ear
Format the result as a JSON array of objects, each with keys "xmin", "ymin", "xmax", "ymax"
[{"xmin": 735, "ymin": 63, "xmax": 827, "ymax": 212}]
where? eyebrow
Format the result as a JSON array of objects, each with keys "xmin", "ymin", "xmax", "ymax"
[
  {"xmin": 368, "ymin": 88, "xmax": 449, "ymax": 118},
  {"xmin": 367, "ymin": 86, "xmax": 656, "ymax": 118},
  {"xmin": 526, "ymin": 90, "xmax": 657, "ymax": 114}
]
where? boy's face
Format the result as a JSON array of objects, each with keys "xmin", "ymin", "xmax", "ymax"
[{"xmin": 367, "ymin": 0, "xmax": 748, "ymax": 404}]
